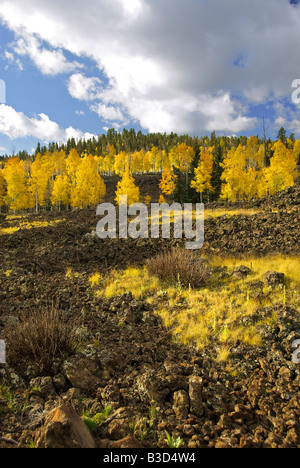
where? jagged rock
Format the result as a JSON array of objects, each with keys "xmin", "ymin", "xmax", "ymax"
[
  {"xmin": 135, "ymin": 370, "xmax": 168, "ymax": 405},
  {"xmin": 61, "ymin": 355, "xmax": 103, "ymax": 392},
  {"xmin": 99, "ymin": 384, "xmax": 121, "ymax": 408},
  {"xmin": 107, "ymin": 420, "xmax": 130, "ymax": 440},
  {"xmin": 83, "ymin": 231, "xmax": 98, "ymax": 246},
  {"xmin": 263, "ymin": 271, "xmax": 285, "ymax": 287},
  {"xmin": 29, "ymin": 376, "xmax": 57, "ymax": 398},
  {"xmin": 188, "ymin": 376, "xmax": 203, "ymax": 417},
  {"xmin": 34, "ymin": 403, "xmax": 96, "ymax": 448},
  {"xmin": 173, "ymin": 390, "xmax": 190, "ymax": 420},
  {"xmin": 232, "ymin": 265, "xmax": 252, "ymax": 279}
]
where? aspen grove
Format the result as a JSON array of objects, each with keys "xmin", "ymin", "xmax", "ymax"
[{"xmin": 0, "ymin": 132, "xmax": 299, "ymax": 213}]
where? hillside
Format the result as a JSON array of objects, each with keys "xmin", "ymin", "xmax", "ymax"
[{"xmin": 0, "ymin": 179, "xmax": 299, "ymax": 449}]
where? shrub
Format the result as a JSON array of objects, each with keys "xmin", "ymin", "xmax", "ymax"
[
  {"xmin": 5, "ymin": 305, "xmax": 80, "ymax": 375},
  {"xmin": 146, "ymin": 248, "xmax": 210, "ymax": 288}
]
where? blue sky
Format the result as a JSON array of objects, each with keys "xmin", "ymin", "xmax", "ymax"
[{"xmin": 0, "ymin": 0, "xmax": 300, "ymax": 155}]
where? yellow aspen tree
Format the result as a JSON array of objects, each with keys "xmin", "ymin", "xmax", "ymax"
[
  {"xmin": 144, "ymin": 194, "xmax": 151, "ymax": 206},
  {"xmin": 3, "ymin": 158, "xmax": 33, "ymax": 211},
  {"xmin": 66, "ymin": 149, "xmax": 81, "ymax": 186},
  {"xmin": 115, "ymin": 165, "xmax": 140, "ymax": 206},
  {"xmin": 161, "ymin": 150, "xmax": 171, "ymax": 171},
  {"xmin": 29, "ymin": 153, "xmax": 53, "ymax": 212},
  {"xmin": 52, "ymin": 149, "xmax": 67, "ymax": 176},
  {"xmin": 138, "ymin": 149, "xmax": 146, "ymax": 173},
  {"xmin": 191, "ymin": 146, "xmax": 214, "ymax": 202},
  {"xmin": 158, "ymin": 194, "xmax": 166, "ymax": 204},
  {"xmin": 51, "ymin": 175, "xmax": 71, "ymax": 210},
  {"xmin": 143, "ymin": 151, "xmax": 152, "ymax": 173},
  {"xmin": 169, "ymin": 143, "xmax": 195, "ymax": 185},
  {"xmin": 104, "ymin": 144, "xmax": 116, "ymax": 175},
  {"xmin": 245, "ymin": 136, "xmax": 261, "ymax": 165},
  {"xmin": 131, "ymin": 151, "xmax": 143, "ymax": 173},
  {"xmin": 244, "ymin": 144, "xmax": 265, "ymax": 200},
  {"xmin": 71, "ymin": 154, "xmax": 106, "ymax": 208},
  {"xmin": 220, "ymin": 145, "xmax": 248, "ymax": 201},
  {"xmin": 114, "ymin": 151, "xmax": 128, "ymax": 175},
  {"xmin": 149, "ymin": 147, "xmax": 160, "ymax": 173},
  {"xmin": 293, "ymin": 140, "xmax": 300, "ymax": 165},
  {"xmin": 264, "ymin": 140, "xmax": 297, "ymax": 195},
  {"xmin": 95, "ymin": 155, "xmax": 105, "ymax": 174},
  {"xmin": 159, "ymin": 168, "xmax": 177, "ymax": 197},
  {"xmin": 256, "ymin": 168, "xmax": 268, "ymax": 199},
  {"xmin": 0, "ymin": 169, "xmax": 6, "ymax": 210}
]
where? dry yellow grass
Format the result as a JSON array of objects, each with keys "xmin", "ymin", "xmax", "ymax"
[
  {"xmin": 88, "ymin": 253, "xmax": 300, "ymax": 363},
  {"xmin": 0, "ymin": 219, "xmax": 62, "ymax": 235}
]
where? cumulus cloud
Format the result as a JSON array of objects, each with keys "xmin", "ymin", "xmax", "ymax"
[
  {"xmin": 67, "ymin": 73, "xmax": 103, "ymax": 101},
  {"xmin": 0, "ymin": 104, "xmax": 95, "ymax": 142},
  {"xmin": 6, "ymin": 33, "xmax": 82, "ymax": 75},
  {"xmin": 0, "ymin": 0, "xmax": 300, "ymax": 136}
]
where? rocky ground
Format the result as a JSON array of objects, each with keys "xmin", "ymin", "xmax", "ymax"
[{"xmin": 0, "ymin": 179, "xmax": 299, "ymax": 449}]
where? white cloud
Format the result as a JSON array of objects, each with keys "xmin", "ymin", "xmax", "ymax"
[
  {"xmin": 5, "ymin": 32, "xmax": 82, "ymax": 75},
  {"xmin": 68, "ymin": 73, "xmax": 127, "ymax": 124},
  {"xmin": 117, "ymin": 0, "xmax": 143, "ymax": 19},
  {"xmin": 67, "ymin": 73, "xmax": 102, "ymax": 101},
  {"xmin": 0, "ymin": 0, "xmax": 300, "ymax": 135},
  {"xmin": 91, "ymin": 103, "xmax": 125, "ymax": 122},
  {"xmin": 0, "ymin": 104, "xmax": 95, "ymax": 142},
  {"xmin": 4, "ymin": 50, "xmax": 23, "ymax": 70}
]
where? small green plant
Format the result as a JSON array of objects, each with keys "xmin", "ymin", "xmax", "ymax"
[
  {"xmin": 82, "ymin": 405, "xmax": 114, "ymax": 432},
  {"xmin": 129, "ymin": 416, "xmax": 153, "ymax": 441},
  {"xmin": 0, "ymin": 384, "xmax": 29, "ymax": 415},
  {"xmin": 26, "ymin": 438, "xmax": 37, "ymax": 449},
  {"xmin": 94, "ymin": 405, "xmax": 114, "ymax": 423},
  {"xmin": 177, "ymin": 274, "xmax": 183, "ymax": 294},
  {"xmin": 148, "ymin": 404, "xmax": 157, "ymax": 424},
  {"xmin": 164, "ymin": 431, "xmax": 184, "ymax": 448},
  {"xmin": 283, "ymin": 285, "xmax": 286, "ymax": 306},
  {"xmin": 82, "ymin": 413, "xmax": 99, "ymax": 432}
]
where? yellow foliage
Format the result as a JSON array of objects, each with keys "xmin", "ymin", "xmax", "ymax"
[
  {"xmin": 71, "ymin": 154, "xmax": 106, "ymax": 208},
  {"xmin": 159, "ymin": 168, "xmax": 177, "ymax": 196},
  {"xmin": 264, "ymin": 140, "xmax": 298, "ymax": 195},
  {"xmin": 169, "ymin": 143, "xmax": 195, "ymax": 173},
  {"xmin": 89, "ymin": 273, "xmax": 103, "ymax": 287},
  {"xmin": 115, "ymin": 166, "xmax": 140, "ymax": 206},
  {"xmin": 144, "ymin": 194, "xmax": 151, "ymax": 206},
  {"xmin": 3, "ymin": 158, "xmax": 34, "ymax": 211},
  {"xmin": 191, "ymin": 146, "xmax": 214, "ymax": 200},
  {"xmin": 0, "ymin": 169, "xmax": 5, "ymax": 208}
]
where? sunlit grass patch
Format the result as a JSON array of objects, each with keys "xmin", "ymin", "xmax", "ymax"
[
  {"xmin": 65, "ymin": 267, "xmax": 81, "ymax": 279},
  {"xmin": 89, "ymin": 272, "xmax": 103, "ymax": 287},
  {"xmin": 88, "ymin": 253, "xmax": 300, "ymax": 362},
  {"xmin": 205, "ymin": 208, "xmax": 262, "ymax": 219},
  {"xmin": 216, "ymin": 346, "xmax": 232, "ymax": 363},
  {"xmin": 98, "ymin": 267, "xmax": 162, "ymax": 300},
  {"xmin": 207, "ymin": 254, "xmax": 300, "ymax": 310},
  {"xmin": 0, "ymin": 219, "xmax": 62, "ymax": 235},
  {"xmin": 208, "ymin": 254, "xmax": 300, "ymax": 284}
]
